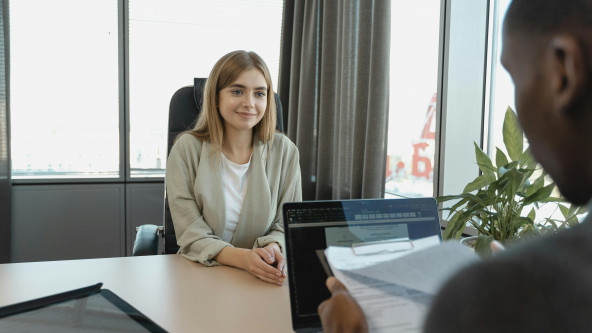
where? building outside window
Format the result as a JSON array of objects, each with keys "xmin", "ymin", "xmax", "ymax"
[{"xmin": 385, "ymin": 0, "xmax": 440, "ymax": 198}]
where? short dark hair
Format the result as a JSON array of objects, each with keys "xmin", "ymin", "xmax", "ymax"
[{"xmin": 505, "ymin": 0, "xmax": 592, "ymax": 37}]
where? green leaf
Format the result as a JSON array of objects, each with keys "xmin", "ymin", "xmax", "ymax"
[
  {"xmin": 455, "ymin": 192, "xmax": 491, "ymax": 209},
  {"xmin": 474, "ymin": 235, "xmax": 494, "ymax": 257},
  {"xmin": 474, "ymin": 142, "xmax": 496, "ymax": 173},
  {"xmin": 436, "ymin": 195, "xmax": 464, "ymax": 203},
  {"xmin": 577, "ymin": 205, "xmax": 590, "ymax": 215},
  {"xmin": 527, "ymin": 208, "xmax": 536, "ymax": 222},
  {"xmin": 463, "ymin": 175, "xmax": 493, "ymax": 193},
  {"xmin": 522, "ymin": 184, "xmax": 555, "ymax": 206},
  {"xmin": 503, "ymin": 107, "xmax": 524, "ymax": 161},
  {"xmin": 443, "ymin": 212, "xmax": 468, "ymax": 240},
  {"xmin": 501, "ymin": 168, "xmax": 523, "ymax": 199},
  {"xmin": 567, "ymin": 215, "xmax": 580, "ymax": 227},
  {"xmin": 567, "ymin": 204, "xmax": 579, "ymax": 218},
  {"xmin": 498, "ymin": 161, "xmax": 519, "ymax": 178},
  {"xmin": 509, "ymin": 216, "xmax": 533, "ymax": 233},
  {"xmin": 540, "ymin": 196, "xmax": 566, "ymax": 203},
  {"xmin": 495, "ymin": 148, "xmax": 509, "ymax": 170},
  {"xmin": 544, "ymin": 218, "xmax": 559, "ymax": 232},
  {"xmin": 558, "ymin": 204, "xmax": 569, "ymax": 219},
  {"xmin": 519, "ymin": 147, "xmax": 537, "ymax": 169},
  {"xmin": 526, "ymin": 174, "xmax": 545, "ymax": 197}
]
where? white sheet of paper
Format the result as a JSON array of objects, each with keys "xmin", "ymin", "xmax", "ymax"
[
  {"xmin": 326, "ymin": 237, "xmax": 479, "ymax": 332},
  {"xmin": 352, "ymin": 238, "xmax": 413, "ymax": 256},
  {"xmin": 331, "ymin": 268, "xmax": 429, "ymax": 333},
  {"xmin": 327, "ymin": 235, "xmax": 442, "ymax": 271}
]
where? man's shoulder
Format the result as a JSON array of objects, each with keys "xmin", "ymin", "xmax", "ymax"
[{"xmin": 425, "ymin": 220, "xmax": 592, "ymax": 332}]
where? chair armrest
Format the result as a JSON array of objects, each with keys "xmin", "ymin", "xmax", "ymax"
[{"xmin": 132, "ymin": 224, "xmax": 161, "ymax": 256}]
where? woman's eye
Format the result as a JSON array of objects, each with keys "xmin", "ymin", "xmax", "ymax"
[
  {"xmin": 231, "ymin": 90, "xmax": 243, "ymax": 95},
  {"xmin": 256, "ymin": 92, "xmax": 266, "ymax": 97}
]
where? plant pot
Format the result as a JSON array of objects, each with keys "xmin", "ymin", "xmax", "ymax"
[{"xmin": 460, "ymin": 236, "xmax": 479, "ymax": 249}]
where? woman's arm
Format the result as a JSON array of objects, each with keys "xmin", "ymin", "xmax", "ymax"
[
  {"xmin": 166, "ymin": 135, "xmax": 230, "ymax": 266},
  {"xmin": 255, "ymin": 141, "xmax": 303, "ymax": 251}
]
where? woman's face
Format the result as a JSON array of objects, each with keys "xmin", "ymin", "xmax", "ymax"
[{"xmin": 218, "ymin": 68, "xmax": 268, "ymax": 136}]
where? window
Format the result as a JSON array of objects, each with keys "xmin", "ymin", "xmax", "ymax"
[
  {"xmin": 10, "ymin": 0, "xmax": 120, "ymax": 179},
  {"xmin": 385, "ymin": 1, "xmax": 441, "ymax": 198},
  {"xmin": 486, "ymin": 0, "xmax": 588, "ymax": 223},
  {"xmin": 128, "ymin": 0, "xmax": 283, "ymax": 177},
  {"xmin": 9, "ymin": 0, "xmax": 283, "ymax": 180},
  {"xmin": 486, "ymin": 0, "xmax": 514, "ymax": 154}
]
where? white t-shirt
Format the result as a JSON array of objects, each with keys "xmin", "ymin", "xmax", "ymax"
[{"xmin": 220, "ymin": 153, "xmax": 251, "ymax": 243}]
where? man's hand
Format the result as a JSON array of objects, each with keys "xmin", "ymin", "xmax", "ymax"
[
  {"xmin": 490, "ymin": 240, "xmax": 505, "ymax": 254},
  {"xmin": 318, "ymin": 277, "xmax": 368, "ymax": 333}
]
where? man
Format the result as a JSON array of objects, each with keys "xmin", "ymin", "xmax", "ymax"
[{"xmin": 318, "ymin": 0, "xmax": 592, "ymax": 331}]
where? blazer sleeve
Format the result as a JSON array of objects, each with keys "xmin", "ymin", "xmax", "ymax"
[
  {"xmin": 255, "ymin": 139, "xmax": 302, "ymax": 252},
  {"xmin": 166, "ymin": 135, "xmax": 230, "ymax": 266}
]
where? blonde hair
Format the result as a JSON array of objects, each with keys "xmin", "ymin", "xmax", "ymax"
[{"xmin": 187, "ymin": 50, "xmax": 277, "ymax": 154}]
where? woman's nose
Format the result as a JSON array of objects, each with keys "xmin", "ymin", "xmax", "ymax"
[{"xmin": 243, "ymin": 94, "xmax": 255, "ymax": 107}]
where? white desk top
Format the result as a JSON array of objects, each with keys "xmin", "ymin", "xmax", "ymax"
[{"xmin": 0, "ymin": 254, "xmax": 294, "ymax": 332}]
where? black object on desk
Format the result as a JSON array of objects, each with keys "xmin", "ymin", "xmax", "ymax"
[
  {"xmin": 0, "ymin": 282, "xmax": 166, "ymax": 332},
  {"xmin": 283, "ymin": 197, "xmax": 442, "ymax": 332}
]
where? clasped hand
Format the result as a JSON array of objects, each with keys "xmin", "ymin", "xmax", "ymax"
[{"xmin": 243, "ymin": 242, "xmax": 286, "ymax": 286}]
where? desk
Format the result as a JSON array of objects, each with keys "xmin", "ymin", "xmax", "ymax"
[{"xmin": 0, "ymin": 255, "xmax": 294, "ymax": 332}]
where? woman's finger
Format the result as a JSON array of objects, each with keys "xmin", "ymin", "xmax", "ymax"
[
  {"xmin": 253, "ymin": 247, "xmax": 274, "ymax": 264},
  {"xmin": 253, "ymin": 261, "xmax": 283, "ymax": 279},
  {"xmin": 255, "ymin": 273, "xmax": 284, "ymax": 286}
]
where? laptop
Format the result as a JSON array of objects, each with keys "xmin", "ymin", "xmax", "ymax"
[
  {"xmin": 0, "ymin": 283, "xmax": 166, "ymax": 332},
  {"xmin": 282, "ymin": 197, "xmax": 442, "ymax": 332}
]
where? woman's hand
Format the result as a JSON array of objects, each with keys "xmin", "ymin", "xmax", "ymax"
[
  {"xmin": 318, "ymin": 277, "xmax": 368, "ymax": 333},
  {"xmin": 215, "ymin": 246, "xmax": 285, "ymax": 286},
  {"xmin": 243, "ymin": 247, "xmax": 285, "ymax": 285},
  {"xmin": 262, "ymin": 242, "xmax": 287, "ymax": 277}
]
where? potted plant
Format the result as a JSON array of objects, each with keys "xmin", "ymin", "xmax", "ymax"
[{"xmin": 437, "ymin": 107, "xmax": 587, "ymax": 256}]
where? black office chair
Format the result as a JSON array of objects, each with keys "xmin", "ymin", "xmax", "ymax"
[{"xmin": 132, "ymin": 78, "xmax": 284, "ymax": 256}]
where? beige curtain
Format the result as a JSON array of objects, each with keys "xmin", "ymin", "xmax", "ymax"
[
  {"xmin": 279, "ymin": 0, "xmax": 390, "ymax": 200},
  {"xmin": 0, "ymin": 0, "xmax": 10, "ymax": 263}
]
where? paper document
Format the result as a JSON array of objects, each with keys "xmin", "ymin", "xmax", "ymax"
[{"xmin": 325, "ymin": 237, "xmax": 478, "ymax": 332}]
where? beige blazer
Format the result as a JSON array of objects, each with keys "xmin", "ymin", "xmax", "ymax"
[{"xmin": 166, "ymin": 132, "xmax": 302, "ymax": 266}]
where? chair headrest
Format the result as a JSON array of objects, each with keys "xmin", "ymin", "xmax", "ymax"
[{"xmin": 193, "ymin": 78, "xmax": 207, "ymax": 111}]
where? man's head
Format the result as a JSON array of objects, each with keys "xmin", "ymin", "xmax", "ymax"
[{"xmin": 501, "ymin": 0, "xmax": 592, "ymax": 205}]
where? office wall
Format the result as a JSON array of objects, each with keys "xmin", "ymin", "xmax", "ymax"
[
  {"xmin": 125, "ymin": 183, "xmax": 164, "ymax": 255},
  {"xmin": 11, "ymin": 182, "xmax": 164, "ymax": 262}
]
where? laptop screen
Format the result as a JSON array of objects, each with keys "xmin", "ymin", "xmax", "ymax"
[{"xmin": 283, "ymin": 198, "xmax": 441, "ymax": 330}]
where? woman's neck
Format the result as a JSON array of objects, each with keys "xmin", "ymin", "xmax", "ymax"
[{"xmin": 222, "ymin": 129, "xmax": 254, "ymax": 164}]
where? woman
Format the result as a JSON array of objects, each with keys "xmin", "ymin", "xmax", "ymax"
[{"xmin": 166, "ymin": 50, "xmax": 302, "ymax": 286}]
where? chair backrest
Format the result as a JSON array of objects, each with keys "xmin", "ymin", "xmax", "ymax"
[{"xmin": 163, "ymin": 78, "xmax": 284, "ymax": 254}]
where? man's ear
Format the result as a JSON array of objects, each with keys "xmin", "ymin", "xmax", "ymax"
[{"xmin": 547, "ymin": 35, "xmax": 587, "ymax": 116}]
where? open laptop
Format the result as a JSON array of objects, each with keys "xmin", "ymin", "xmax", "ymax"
[{"xmin": 282, "ymin": 197, "xmax": 442, "ymax": 332}]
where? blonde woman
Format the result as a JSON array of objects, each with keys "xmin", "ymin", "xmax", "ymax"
[{"xmin": 166, "ymin": 50, "xmax": 302, "ymax": 286}]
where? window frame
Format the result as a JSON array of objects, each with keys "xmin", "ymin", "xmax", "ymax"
[
  {"xmin": 11, "ymin": 0, "xmax": 497, "ymax": 193},
  {"xmin": 434, "ymin": 0, "xmax": 491, "ymax": 198}
]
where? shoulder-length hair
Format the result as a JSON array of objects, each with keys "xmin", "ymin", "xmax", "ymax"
[{"xmin": 187, "ymin": 50, "xmax": 277, "ymax": 154}]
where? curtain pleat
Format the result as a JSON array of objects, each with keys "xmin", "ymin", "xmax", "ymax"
[
  {"xmin": 279, "ymin": 0, "xmax": 390, "ymax": 200},
  {"xmin": 0, "ymin": 0, "xmax": 11, "ymax": 263}
]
